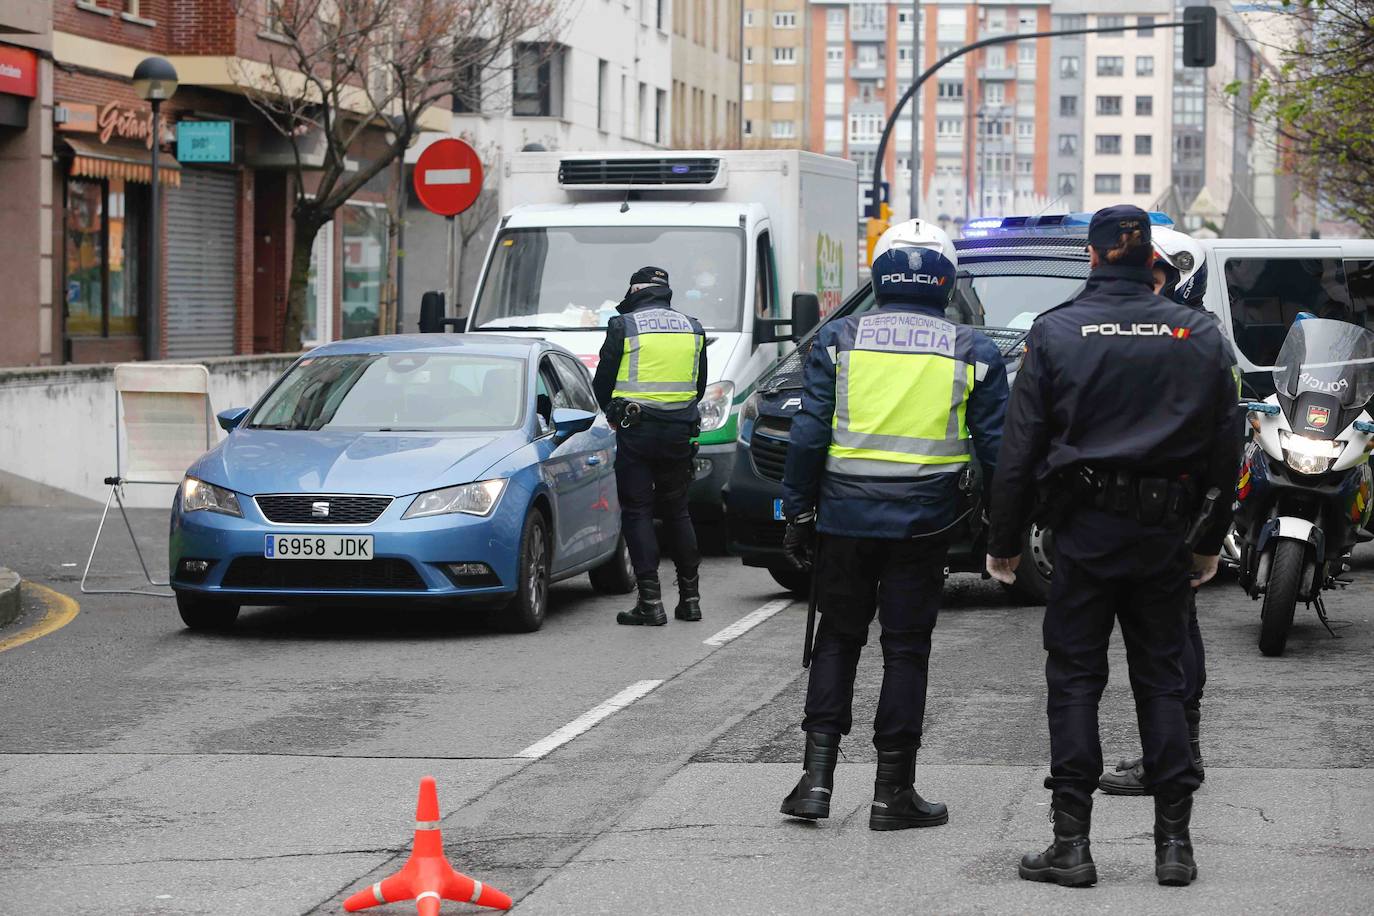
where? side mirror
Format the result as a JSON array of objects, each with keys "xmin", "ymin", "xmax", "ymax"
[
  {"xmin": 217, "ymin": 407, "xmax": 251, "ymax": 432},
  {"xmin": 551, "ymin": 407, "xmax": 596, "ymax": 439},
  {"xmin": 419, "ymin": 291, "xmax": 445, "ymax": 332},
  {"xmin": 791, "ymin": 292, "xmax": 821, "ymax": 341}
]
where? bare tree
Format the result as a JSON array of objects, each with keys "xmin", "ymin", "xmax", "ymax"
[{"xmin": 231, "ymin": 0, "xmax": 561, "ymax": 350}]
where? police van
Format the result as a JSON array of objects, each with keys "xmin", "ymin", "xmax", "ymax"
[{"xmin": 465, "ymin": 150, "xmax": 859, "ymax": 523}]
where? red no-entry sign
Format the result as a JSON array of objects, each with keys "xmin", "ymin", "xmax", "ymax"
[{"xmin": 413, "ymin": 138, "xmax": 484, "ymax": 217}]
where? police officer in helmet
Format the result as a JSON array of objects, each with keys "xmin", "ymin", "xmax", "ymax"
[
  {"xmin": 779, "ymin": 220, "xmax": 1009, "ymax": 830},
  {"xmin": 593, "ymin": 266, "xmax": 708, "ymax": 626},
  {"xmin": 986, "ymin": 205, "xmax": 1242, "ymax": 888}
]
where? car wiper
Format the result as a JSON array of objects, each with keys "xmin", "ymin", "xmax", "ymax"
[
  {"xmin": 375, "ymin": 427, "xmax": 430, "ymax": 432},
  {"xmin": 248, "ymin": 423, "xmax": 300, "ymax": 430}
]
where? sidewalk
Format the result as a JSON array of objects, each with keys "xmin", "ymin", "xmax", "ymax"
[{"xmin": 0, "ymin": 566, "xmax": 19, "ymax": 628}]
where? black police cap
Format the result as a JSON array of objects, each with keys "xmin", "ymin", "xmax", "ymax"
[
  {"xmin": 630, "ymin": 266, "xmax": 670, "ymax": 287},
  {"xmin": 1088, "ymin": 204, "xmax": 1152, "ymax": 250}
]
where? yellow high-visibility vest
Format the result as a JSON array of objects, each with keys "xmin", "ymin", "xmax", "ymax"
[{"xmin": 612, "ymin": 308, "xmax": 704, "ymax": 410}]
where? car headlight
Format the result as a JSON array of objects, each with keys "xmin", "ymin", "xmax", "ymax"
[
  {"xmin": 699, "ymin": 381, "xmax": 735, "ymax": 432},
  {"xmin": 181, "ymin": 477, "xmax": 242, "ymax": 517},
  {"xmin": 402, "ymin": 479, "xmax": 507, "ymax": 519},
  {"xmin": 737, "ymin": 391, "xmax": 761, "ymax": 445},
  {"xmin": 1280, "ymin": 431, "xmax": 1343, "ymax": 476}
]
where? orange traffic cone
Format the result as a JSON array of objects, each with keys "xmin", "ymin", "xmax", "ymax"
[{"xmin": 343, "ymin": 776, "xmax": 512, "ymax": 913}]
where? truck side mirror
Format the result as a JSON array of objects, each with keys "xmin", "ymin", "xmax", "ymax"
[
  {"xmin": 419, "ymin": 291, "xmax": 446, "ymax": 333},
  {"xmin": 791, "ymin": 292, "xmax": 821, "ymax": 341}
]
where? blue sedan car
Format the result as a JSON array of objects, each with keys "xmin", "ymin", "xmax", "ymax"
[{"xmin": 169, "ymin": 335, "xmax": 634, "ymax": 632}]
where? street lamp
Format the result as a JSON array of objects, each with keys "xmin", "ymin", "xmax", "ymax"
[{"xmin": 133, "ymin": 56, "xmax": 178, "ymax": 361}]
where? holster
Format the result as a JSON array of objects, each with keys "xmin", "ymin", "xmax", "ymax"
[{"xmin": 607, "ymin": 398, "xmax": 641, "ymax": 429}]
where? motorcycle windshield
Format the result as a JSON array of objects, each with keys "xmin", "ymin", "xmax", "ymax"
[{"xmin": 1272, "ymin": 318, "xmax": 1374, "ymax": 408}]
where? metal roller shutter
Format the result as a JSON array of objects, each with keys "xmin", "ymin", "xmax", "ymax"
[{"xmin": 166, "ymin": 170, "xmax": 237, "ymax": 358}]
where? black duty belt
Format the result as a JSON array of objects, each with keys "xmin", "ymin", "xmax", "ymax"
[{"xmin": 1077, "ymin": 467, "xmax": 1194, "ymax": 527}]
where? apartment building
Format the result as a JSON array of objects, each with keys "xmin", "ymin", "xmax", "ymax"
[
  {"xmin": 742, "ymin": 0, "xmax": 809, "ymax": 148},
  {"xmin": 672, "ymin": 0, "xmax": 743, "ymax": 147}
]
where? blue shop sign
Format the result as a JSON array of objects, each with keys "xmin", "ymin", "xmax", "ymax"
[{"xmin": 176, "ymin": 121, "xmax": 233, "ymax": 163}]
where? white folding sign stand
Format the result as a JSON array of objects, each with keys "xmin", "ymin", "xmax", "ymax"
[{"xmin": 81, "ymin": 364, "xmax": 214, "ymax": 597}]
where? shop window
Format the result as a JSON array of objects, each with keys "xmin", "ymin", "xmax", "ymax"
[
  {"xmin": 1225, "ymin": 258, "xmax": 1374, "ymax": 367},
  {"xmin": 341, "ymin": 204, "xmax": 389, "ymax": 340},
  {"xmin": 513, "ymin": 43, "xmax": 564, "ymax": 118},
  {"xmin": 64, "ymin": 177, "xmax": 146, "ymax": 339},
  {"xmin": 302, "ymin": 222, "xmax": 334, "ymax": 346}
]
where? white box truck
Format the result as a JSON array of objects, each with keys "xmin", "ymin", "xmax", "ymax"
[{"xmin": 465, "ymin": 150, "xmax": 858, "ymax": 519}]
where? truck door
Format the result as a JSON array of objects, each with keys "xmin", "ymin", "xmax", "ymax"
[{"xmin": 753, "ymin": 228, "xmax": 781, "ymax": 359}]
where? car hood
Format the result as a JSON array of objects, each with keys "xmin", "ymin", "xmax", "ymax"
[{"xmin": 192, "ymin": 428, "xmax": 529, "ymax": 497}]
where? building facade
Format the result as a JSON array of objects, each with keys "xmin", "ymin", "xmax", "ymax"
[
  {"xmin": 673, "ymin": 0, "xmax": 743, "ymax": 147},
  {"xmin": 742, "ymin": 0, "xmax": 809, "ymax": 148}
]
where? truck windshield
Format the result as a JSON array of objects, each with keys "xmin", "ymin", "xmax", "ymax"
[{"xmin": 472, "ymin": 226, "xmax": 745, "ymax": 331}]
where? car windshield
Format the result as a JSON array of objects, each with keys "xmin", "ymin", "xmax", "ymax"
[
  {"xmin": 247, "ymin": 353, "xmax": 526, "ymax": 431},
  {"xmin": 471, "ymin": 226, "xmax": 745, "ymax": 331},
  {"xmin": 953, "ymin": 273, "xmax": 1086, "ymax": 328}
]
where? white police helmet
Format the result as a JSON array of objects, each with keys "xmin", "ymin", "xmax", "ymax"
[
  {"xmin": 870, "ymin": 218, "xmax": 959, "ymax": 306},
  {"xmin": 872, "ymin": 218, "xmax": 959, "ymax": 271},
  {"xmin": 1151, "ymin": 226, "xmax": 1206, "ymax": 305}
]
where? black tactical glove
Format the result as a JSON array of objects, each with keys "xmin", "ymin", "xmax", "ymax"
[{"xmin": 783, "ymin": 510, "xmax": 816, "ymax": 572}]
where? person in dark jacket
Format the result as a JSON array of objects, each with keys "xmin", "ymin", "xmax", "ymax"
[
  {"xmin": 592, "ymin": 267, "xmax": 709, "ymax": 626},
  {"xmin": 986, "ymin": 205, "xmax": 1243, "ymax": 889},
  {"xmin": 778, "ymin": 219, "xmax": 1009, "ymax": 831}
]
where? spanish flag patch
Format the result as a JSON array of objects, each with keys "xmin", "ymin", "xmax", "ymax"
[{"xmin": 1173, "ymin": 327, "xmax": 1191, "ymax": 339}]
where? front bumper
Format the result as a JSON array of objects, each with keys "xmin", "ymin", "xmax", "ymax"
[
  {"xmin": 169, "ymin": 493, "xmax": 522, "ymax": 606},
  {"xmin": 725, "ymin": 439, "xmax": 786, "ymax": 567},
  {"xmin": 687, "ymin": 443, "xmax": 735, "ymax": 522}
]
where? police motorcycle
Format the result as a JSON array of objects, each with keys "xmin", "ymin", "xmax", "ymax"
[{"xmin": 1234, "ymin": 317, "xmax": 1374, "ymax": 656}]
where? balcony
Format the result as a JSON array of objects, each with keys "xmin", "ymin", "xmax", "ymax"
[
  {"xmin": 851, "ymin": 22, "xmax": 888, "ymax": 43},
  {"xmin": 978, "ymin": 66, "xmax": 1016, "ymax": 82},
  {"xmin": 850, "ymin": 61, "xmax": 885, "ymax": 81}
]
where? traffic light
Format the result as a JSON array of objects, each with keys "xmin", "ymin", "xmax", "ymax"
[
  {"xmin": 866, "ymin": 202, "xmax": 892, "ymax": 263},
  {"xmin": 1183, "ymin": 5, "xmax": 1217, "ymax": 68}
]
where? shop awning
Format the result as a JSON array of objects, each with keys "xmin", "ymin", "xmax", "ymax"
[{"xmin": 62, "ymin": 137, "xmax": 181, "ymax": 187}]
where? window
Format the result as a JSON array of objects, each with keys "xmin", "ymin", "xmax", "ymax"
[
  {"xmin": 744, "ymin": 46, "xmax": 754, "ymax": 64},
  {"xmin": 857, "ymin": 44, "xmax": 880, "ymax": 66},
  {"xmin": 938, "ymin": 80, "xmax": 964, "ymax": 99},
  {"xmin": 513, "ymin": 43, "xmax": 563, "ymax": 117},
  {"xmin": 1097, "ymin": 15, "xmax": 1125, "ymax": 35},
  {"xmin": 898, "ymin": 46, "xmax": 913, "ymax": 63},
  {"xmin": 452, "ymin": 39, "xmax": 486, "ymax": 113},
  {"xmin": 743, "ymin": 9, "xmax": 754, "ymax": 27},
  {"xmin": 1058, "ymin": 134, "xmax": 1078, "ymax": 155},
  {"xmin": 824, "ymin": 119, "xmax": 842, "ymax": 143},
  {"xmin": 754, "ymin": 231, "xmax": 778, "ymax": 319},
  {"xmin": 551, "ymin": 355, "xmax": 598, "ymax": 413},
  {"xmin": 773, "ymin": 46, "xmax": 796, "ymax": 65},
  {"xmin": 1136, "ymin": 55, "xmax": 1154, "ymax": 77},
  {"xmin": 1016, "ymin": 158, "xmax": 1034, "ymax": 175},
  {"xmin": 1225, "ymin": 258, "xmax": 1374, "ymax": 367},
  {"xmin": 1055, "ymin": 14, "xmax": 1086, "ymax": 30},
  {"xmin": 1136, "ymin": 95, "xmax": 1153, "ymax": 116},
  {"xmin": 1094, "ymin": 173, "xmax": 1121, "ymax": 193},
  {"xmin": 827, "ymin": 9, "xmax": 844, "ymax": 26},
  {"xmin": 1018, "ymin": 43, "xmax": 1036, "ymax": 64},
  {"xmin": 742, "ymin": 83, "xmax": 754, "ymax": 102},
  {"xmin": 1095, "ymin": 134, "xmax": 1121, "ymax": 155},
  {"xmin": 771, "ymin": 84, "xmax": 795, "ymax": 103},
  {"xmin": 771, "ymin": 120, "xmax": 795, "ymax": 139},
  {"xmin": 1133, "ymin": 173, "xmax": 1152, "ymax": 195},
  {"xmin": 1096, "ymin": 95, "xmax": 1122, "ymax": 116},
  {"xmin": 1017, "ymin": 121, "xmax": 1034, "ymax": 140},
  {"xmin": 340, "ymin": 203, "xmax": 389, "ymax": 339},
  {"xmin": 773, "ymin": 12, "xmax": 796, "ymax": 28},
  {"xmin": 1058, "ymin": 173, "xmax": 1077, "ymax": 195},
  {"xmin": 655, "ymin": 89, "xmax": 666, "ymax": 143},
  {"xmin": 1096, "ymin": 56, "xmax": 1123, "ymax": 77},
  {"xmin": 985, "ymin": 83, "xmax": 1005, "ymax": 105},
  {"xmin": 1059, "ymin": 95, "xmax": 1078, "ymax": 117},
  {"xmin": 937, "ymin": 118, "xmax": 964, "ymax": 138},
  {"xmin": 986, "ymin": 46, "xmax": 1006, "ymax": 69},
  {"xmin": 1060, "ymin": 56, "xmax": 1079, "ymax": 78},
  {"xmin": 64, "ymin": 178, "xmax": 147, "ymax": 341},
  {"xmin": 1137, "ymin": 15, "xmax": 1155, "ymax": 37},
  {"xmin": 826, "ymin": 46, "xmax": 844, "ymax": 63},
  {"xmin": 1135, "ymin": 134, "xmax": 1153, "ymax": 155},
  {"xmin": 743, "ymin": 118, "xmax": 753, "ymax": 137},
  {"xmin": 986, "ymin": 7, "xmax": 1006, "ymax": 33},
  {"xmin": 303, "ymin": 222, "xmax": 333, "ymax": 345},
  {"xmin": 597, "ymin": 59, "xmax": 609, "ymax": 131}
]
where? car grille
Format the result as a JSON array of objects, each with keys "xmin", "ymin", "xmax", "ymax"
[
  {"xmin": 221, "ymin": 558, "xmax": 426, "ymax": 591},
  {"xmin": 255, "ymin": 495, "xmax": 393, "ymax": 525},
  {"xmin": 750, "ymin": 418, "xmax": 792, "ymax": 482},
  {"xmin": 732, "ymin": 519, "xmax": 785, "ymax": 551}
]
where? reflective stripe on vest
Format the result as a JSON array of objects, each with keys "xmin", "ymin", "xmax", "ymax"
[
  {"xmin": 612, "ymin": 308, "xmax": 703, "ymax": 408},
  {"xmin": 826, "ymin": 311, "xmax": 974, "ymax": 478}
]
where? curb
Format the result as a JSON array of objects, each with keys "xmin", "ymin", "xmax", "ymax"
[{"xmin": 0, "ymin": 568, "xmax": 19, "ymax": 629}]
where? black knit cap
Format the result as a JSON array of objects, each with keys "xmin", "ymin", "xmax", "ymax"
[
  {"xmin": 1088, "ymin": 204, "xmax": 1152, "ymax": 251},
  {"xmin": 630, "ymin": 266, "xmax": 670, "ymax": 287}
]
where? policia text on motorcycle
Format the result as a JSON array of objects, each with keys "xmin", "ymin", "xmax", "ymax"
[
  {"xmin": 986, "ymin": 205, "xmax": 1243, "ymax": 888},
  {"xmin": 778, "ymin": 220, "xmax": 1010, "ymax": 830},
  {"xmin": 592, "ymin": 266, "xmax": 709, "ymax": 627}
]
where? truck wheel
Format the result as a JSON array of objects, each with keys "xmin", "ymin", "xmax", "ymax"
[
  {"xmin": 1006, "ymin": 523, "xmax": 1053, "ymax": 604},
  {"xmin": 1259, "ymin": 540, "xmax": 1303, "ymax": 657},
  {"xmin": 488, "ymin": 511, "xmax": 550, "ymax": 633},
  {"xmin": 176, "ymin": 592, "xmax": 239, "ymax": 631},
  {"xmin": 769, "ymin": 566, "xmax": 810, "ymax": 597},
  {"xmin": 589, "ymin": 535, "xmax": 636, "ymax": 594}
]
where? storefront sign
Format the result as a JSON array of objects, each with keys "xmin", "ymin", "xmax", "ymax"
[
  {"xmin": 176, "ymin": 120, "xmax": 233, "ymax": 163},
  {"xmin": 57, "ymin": 101, "xmax": 165, "ymax": 149},
  {"xmin": 0, "ymin": 46, "xmax": 38, "ymax": 99}
]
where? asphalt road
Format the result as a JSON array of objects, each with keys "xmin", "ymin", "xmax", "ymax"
[{"xmin": 2, "ymin": 505, "xmax": 1372, "ymax": 915}]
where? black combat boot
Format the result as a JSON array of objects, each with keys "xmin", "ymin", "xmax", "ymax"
[
  {"xmin": 674, "ymin": 570, "xmax": 702, "ymax": 621},
  {"xmin": 1019, "ymin": 800, "xmax": 1098, "ymax": 887},
  {"xmin": 1154, "ymin": 794, "xmax": 1198, "ymax": 886},
  {"xmin": 868, "ymin": 749, "xmax": 948, "ymax": 830},
  {"xmin": 616, "ymin": 575, "xmax": 667, "ymax": 626},
  {"xmin": 780, "ymin": 732, "xmax": 840, "ymax": 820},
  {"xmin": 1186, "ymin": 709, "xmax": 1206, "ymax": 782},
  {"xmin": 1099, "ymin": 755, "xmax": 1147, "ymax": 796}
]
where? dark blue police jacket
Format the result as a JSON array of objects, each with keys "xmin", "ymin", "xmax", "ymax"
[{"xmin": 782, "ymin": 300, "xmax": 1009, "ymax": 539}]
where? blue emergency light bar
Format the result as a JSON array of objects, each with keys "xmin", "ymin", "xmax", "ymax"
[{"xmin": 962, "ymin": 211, "xmax": 1175, "ymax": 238}]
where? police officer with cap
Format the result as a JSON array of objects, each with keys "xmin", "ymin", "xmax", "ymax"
[
  {"xmin": 779, "ymin": 219, "xmax": 1008, "ymax": 830},
  {"xmin": 593, "ymin": 266, "xmax": 708, "ymax": 627},
  {"xmin": 986, "ymin": 205, "xmax": 1242, "ymax": 888}
]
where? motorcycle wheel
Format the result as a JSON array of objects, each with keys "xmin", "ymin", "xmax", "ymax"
[{"xmin": 1259, "ymin": 540, "xmax": 1304, "ymax": 657}]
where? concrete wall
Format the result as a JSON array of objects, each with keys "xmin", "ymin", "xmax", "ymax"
[{"xmin": 0, "ymin": 354, "xmax": 297, "ymax": 508}]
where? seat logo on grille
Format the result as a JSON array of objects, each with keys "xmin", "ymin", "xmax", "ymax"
[{"xmin": 311, "ymin": 501, "xmax": 330, "ymax": 518}]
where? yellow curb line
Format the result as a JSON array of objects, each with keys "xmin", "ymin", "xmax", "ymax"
[{"xmin": 0, "ymin": 581, "xmax": 80, "ymax": 653}]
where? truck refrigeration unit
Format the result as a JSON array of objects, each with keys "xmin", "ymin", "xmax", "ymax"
[{"xmin": 465, "ymin": 150, "xmax": 859, "ymax": 519}]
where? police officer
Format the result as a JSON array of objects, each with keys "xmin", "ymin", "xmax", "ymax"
[
  {"xmin": 986, "ymin": 205, "xmax": 1242, "ymax": 888},
  {"xmin": 778, "ymin": 220, "xmax": 1008, "ymax": 830},
  {"xmin": 592, "ymin": 266, "xmax": 708, "ymax": 627},
  {"xmin": 1101, "ymin": 226, "xmax": 1211, "ymax": 796}
]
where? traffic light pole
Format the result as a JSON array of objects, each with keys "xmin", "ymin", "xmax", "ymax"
[{"xmin": 871, "ymin": 17, "xmax": 1207, "ymax": 226}]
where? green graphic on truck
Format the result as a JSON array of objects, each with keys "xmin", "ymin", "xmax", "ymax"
[{"xmin": 816, "ymin": 233, "xmax": 845, "ymax": 317}]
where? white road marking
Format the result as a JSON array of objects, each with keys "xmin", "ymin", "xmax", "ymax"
[
  {"xmin": 424, "ymin": 168, "xmax": 471, "ymax": 185},
  {"xmin": 703, "ymin": 599, "xmax": 794, "ymax": 647},
  {"xmin": 515, "ymin": 679, "xmax": 664, "ymax": 760}
]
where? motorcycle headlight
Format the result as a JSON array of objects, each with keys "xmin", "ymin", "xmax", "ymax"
[
  {"xmin": 1279, "ymin": 431, "xmax": 1342, "ymax": 476},
  {"xmin": 699, "ymin": 381, "xmax": 736, "ymax": 433},
  {"xmin": 181, "ymin": 477, "xmax": 242, "ymax": 517},
  {"xmin": 737, "ymin": 391, "xmax": 761, "ymax": 445},
  {"xmin": 402, "ymin": 479, "xmax": 507, "ymax": 519}
]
